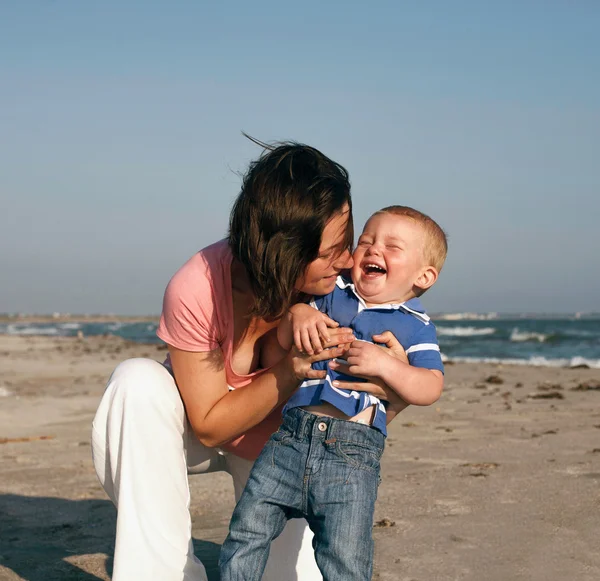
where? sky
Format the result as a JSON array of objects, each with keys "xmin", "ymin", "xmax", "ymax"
[{"xmin": 1, "ymin": 1, "xmax": 599, "ymax": 315}]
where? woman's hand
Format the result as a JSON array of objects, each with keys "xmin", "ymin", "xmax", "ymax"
[{"xmin": 286, "ymin": 327, "xmax": 354, "ymax": 381}]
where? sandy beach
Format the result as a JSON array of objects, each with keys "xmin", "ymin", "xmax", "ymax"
[{"xmin": 1, "ymin": 333, "xmax": 599, "ymax": 581}]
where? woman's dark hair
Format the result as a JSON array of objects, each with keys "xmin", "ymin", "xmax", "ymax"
[{"xmin": 229, "ymin": 135, "xmax": 353, "ymax": 320}]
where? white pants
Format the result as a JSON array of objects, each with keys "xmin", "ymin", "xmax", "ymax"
[{"xmin": 91, "ymin": 358, "xmax": 321, "ymax": 581}]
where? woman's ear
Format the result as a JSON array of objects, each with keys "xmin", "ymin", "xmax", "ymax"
[{"xmin": 415, "ymin": 266, "xmax": 438, "ymax": 291}]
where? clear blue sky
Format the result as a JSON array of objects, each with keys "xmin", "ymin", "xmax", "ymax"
[{"xmin": 1, "ymin": 1, "xmax": 598, "ymax": 315}]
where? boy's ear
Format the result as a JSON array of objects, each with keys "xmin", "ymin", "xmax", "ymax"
[{"xmin": 415, "ymin": 266, "xmax": 438, "ymax": 291}]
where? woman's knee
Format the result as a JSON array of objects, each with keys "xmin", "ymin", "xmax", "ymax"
[{"xmin": 104, "ymin": 358, "xmax": 184, "ymax": 416}]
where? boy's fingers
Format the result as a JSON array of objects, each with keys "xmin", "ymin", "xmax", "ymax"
[
  {"xmin": 323, "ymin": 314, "xmax": 339, "ymax": 328},
  {"xmin": 329, "ymin": 359, "xmax": 351, "ymax": 374},
  {"xmin": 372, "ymin": 331, "xmax": 408, "ymax": 362},
  {"xmin": 316, "ymin": 320, "xmax": 330, "ymax": 343},
  {"xmin": 308, "ymin": 327, "xmax": 323, "ymax": 353},
  {"xmin": 293, "ymin": 329, "xmax": 303, "ymax": 352},
  {"xmin": 346, "ymin": 347, "xmax": 361, "ymax": 359},
  {"xmin": 373, "ymin": 331, "xmax": 401, "ymax": 348},
  {"xmin": 301, "ymin": 329, "xmax": 314, "ymax": 354}
]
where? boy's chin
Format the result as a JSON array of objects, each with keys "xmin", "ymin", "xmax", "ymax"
[
  {"xmin": 355, "ymin": 282, "xmax": 399, "ymax": 305},
  {"xmin": 354, "ymin": 278, "xmax": 383, "ymax": 295}
]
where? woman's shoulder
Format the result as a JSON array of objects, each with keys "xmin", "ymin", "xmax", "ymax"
[
  {"xmin": 162, "ymin": 239, "xmax": 233, "ymax": 316},
  {"xmin": 158, "ymin": 239, "xmax": 232, "ymax": 350},
  {"xmin": 170, "ymin": 239, "xmax": 232, "ymax": 285},
  {"xmin": 199, "ymin": 238, "xmax": 233, "ymax": 263}
]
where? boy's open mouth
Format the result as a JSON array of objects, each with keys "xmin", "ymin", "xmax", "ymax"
[{"xmin": 362, "ymin": 263, "xmax": 386, "ymax": 276}]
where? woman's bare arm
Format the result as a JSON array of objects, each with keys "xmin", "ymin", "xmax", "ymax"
[{"xmin": 169, "ymin": 328, "xmax": 354, "ymax": 448}]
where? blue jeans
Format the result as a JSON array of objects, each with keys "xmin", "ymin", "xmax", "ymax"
[{"xmin": 219, "ymin": 407, "xmax": 385, "ymax": 581}]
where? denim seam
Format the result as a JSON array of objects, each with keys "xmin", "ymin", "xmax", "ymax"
[
  {"xmin": 333, "ymin": 444, "xmax": 382, "ymax": 473},
  {"xmin": 336, "ymin": 439, "xmax": 383, "ymax": 454}
]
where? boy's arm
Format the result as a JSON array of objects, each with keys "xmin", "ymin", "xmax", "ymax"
[
  {"xmin": 377, "ymin": 356, "xmax": 443, "ymax": 406},
  {"xmin": 377, "ymin": 324, "xmax": 444, "ymax": 405},
  {"xmin": 329, "ymin": 327, "xmax": 444, "ymax": 406}
]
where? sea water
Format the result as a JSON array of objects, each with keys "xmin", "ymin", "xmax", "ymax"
[{"xmin": 1, "ymin": 315, "xmax": 599, "ymax": 369}]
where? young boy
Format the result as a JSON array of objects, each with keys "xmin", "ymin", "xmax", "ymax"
[{"xmin": 219, "ymin": 206, "xmax": 447, "ymax": 580}]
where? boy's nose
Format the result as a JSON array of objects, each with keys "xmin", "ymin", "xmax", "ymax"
[{"xmin": 366, "ymin": 245, "xmax": 382, "ymax": 256}]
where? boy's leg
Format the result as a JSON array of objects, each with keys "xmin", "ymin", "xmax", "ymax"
[
  {"xmin": 226, "ymin": 453, "xmax": 322, "ymax": 580},
  {"xmin": 219, "ymin": 424, "xmax": 309, "ymax": 580},
  {"xmin": 307, "ymin": 424, "xmax": 383, "ymax": 581},
  {"xmin": 219, "ymin": 467, "xmax": 289, "ymax": 580}
]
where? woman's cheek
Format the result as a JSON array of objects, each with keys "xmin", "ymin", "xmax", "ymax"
[
  {"xmin": 313, "ymin": 277, "xmax": 338, "ymax": 296},
  {"xmin": 295, "ymin": 261, "xmax": 324, "ymax": 293}
]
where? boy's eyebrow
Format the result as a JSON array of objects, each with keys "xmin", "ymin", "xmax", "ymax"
[
  {"xmin": 384, "ymin": 235, "xmax": 405, "ymax": 243},
  {"xmin": 360, "ymin": 232, "xmax": 406, "ymax": 244}
]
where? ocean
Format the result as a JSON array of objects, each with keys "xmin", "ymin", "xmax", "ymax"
[{"xmin": 1, "ymin": 316, "xmax": 599, "ymax": 369}]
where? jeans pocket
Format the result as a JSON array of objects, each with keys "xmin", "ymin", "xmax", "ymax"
[
  {"xmin": 269, "ymin": 427, "xmax": 293, "ymax": 446},
  {"xmin": 265, "ymin": 428, "xmax": 296, "ymax": 469},
  {"xmin": 335, "ymin": 440, "xmax": 382, "ymax": 472}
]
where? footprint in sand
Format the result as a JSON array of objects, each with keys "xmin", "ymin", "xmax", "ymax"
[{"xmin": 433, "ymin": 499, "xmax": 471, "ymax": 516}]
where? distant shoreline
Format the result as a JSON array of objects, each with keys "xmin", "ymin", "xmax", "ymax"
[
  {"xmin": 1, "ymin": 312, "xmax": 598, "ymax": 324},
  {"xmin": 0, "ymin": 314, "xmax": 160, "ymax": 324}
]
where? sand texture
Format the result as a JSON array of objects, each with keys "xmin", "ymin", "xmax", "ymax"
[{"xmin": 1, "ymin": 334, "xmax": 599, "ymax": 580}]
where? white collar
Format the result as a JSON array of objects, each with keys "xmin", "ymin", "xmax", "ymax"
[{"xmin": 335, "ymin": 276, "xmax": 430, "ymax": 323}]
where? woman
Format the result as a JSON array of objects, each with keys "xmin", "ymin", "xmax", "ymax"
[{"xmin": 91, "ymin": 139, "xmax": 405, "ymax": 581}]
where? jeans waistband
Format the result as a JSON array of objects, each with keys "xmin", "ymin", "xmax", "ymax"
[{"xmin": 282, "ymin": 407, "xmax": 385, "ymax": 450}]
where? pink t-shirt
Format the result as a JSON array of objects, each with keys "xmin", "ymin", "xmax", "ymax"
[{"xmin": 157, "ymin": 239, "xmax": 284, "ymax": 461}]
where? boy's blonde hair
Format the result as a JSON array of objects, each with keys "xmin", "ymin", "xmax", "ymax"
[{"xmin": 375, "ymin": 205, "xmax": 447, "ymax": 272}]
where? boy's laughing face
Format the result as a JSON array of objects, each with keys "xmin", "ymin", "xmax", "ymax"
[{"xmin": 351, "ymin": 213, "xmax": 429, "ymax": 306}]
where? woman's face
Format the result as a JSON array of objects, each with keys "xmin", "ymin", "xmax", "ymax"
[{"xmin": 297, "ymin": 205, "xmax": 354, "ymax": 296}]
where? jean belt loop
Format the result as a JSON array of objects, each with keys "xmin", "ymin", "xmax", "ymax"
[
  {"xmin": 297, "ymin": 409, "xmax": 308, "ymax": 440},
  {"xmin": 328, "ymin": 417, "xmax": 337, "ymax": 440}
]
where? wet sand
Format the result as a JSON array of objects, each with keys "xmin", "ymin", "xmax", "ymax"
[{"xmin": 1, "ymin": 334, "xmax": 599, "ymax": 580}]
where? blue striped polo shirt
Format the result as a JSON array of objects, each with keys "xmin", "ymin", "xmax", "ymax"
[{"xmin": 283, "ymin": 276, "xmax": 444, "ymax": 436}]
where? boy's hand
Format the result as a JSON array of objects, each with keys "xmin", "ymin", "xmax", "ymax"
[
  {"xmin": 329, "ymin": 331, "xmax": 408, "ymax": 379},
  {"xmin": 288, "ymin": 303, "xmax": 341, "ymax": 354},
  {"xmin": 330, "ymin": 340, "xmax": 392, "ymax": 379},
  {"xmin": 329, "ymin": 331, "xmax": 411, "ymax": 420},
  {"xmin": 372, "ymin": 331, "xmax": 409, "ymax": 364},
  {"xmin": 286, "ymin": 333, "xmax": 355, "ymax": 381}
]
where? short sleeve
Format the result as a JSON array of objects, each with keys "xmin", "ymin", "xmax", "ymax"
[
  {"xmin": 406, "ymin": 323, "xmax": 444, "ymax": 373},
  {"xmin": 157, "ymin": 253, "xmax": 222, "ymax": 352}
]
